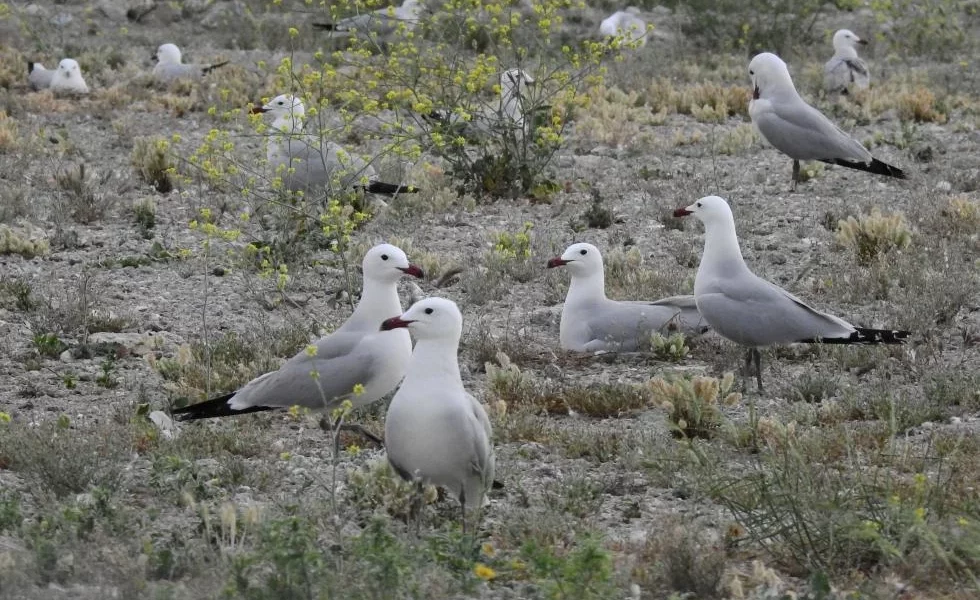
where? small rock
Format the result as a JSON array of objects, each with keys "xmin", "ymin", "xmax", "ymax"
[{"xmin": 97, "ymin": 0, "xmax": 128, "ymax": 21}]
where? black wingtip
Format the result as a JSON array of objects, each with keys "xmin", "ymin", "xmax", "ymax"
[
  {"xmin": 492, "ymin": 479, "xmax": 505, "ymax": 490},
  {"xmin": 202, "ymin": 60, "xmax": 230, "ymax": 75},
  {"xmin": 363, "ymin": 181, "xmax": 419, "ymax": 195},
  {"xmin": 170, "ymin": 392, "xmax": 273, "ymax": 421},
  {"xmin": 312, "ymin": 22, "xmax": 337, "ymax": 31},
  {"xmin": 800, "ymin": 328, "xmax": 911, "ymax": 345},
  {"xmin": 822, "ymin": 157, "xmax": 906, "ymax": 179},
  {"xmin": 27, "ymin": 59, "xmax": 35, "ymax": 74}
]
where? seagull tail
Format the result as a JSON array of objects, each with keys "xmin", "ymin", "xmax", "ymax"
[
  {"xmin": 801, "ymin": 327, "xmax": 911, "ymax": 345},
  {"xmin": 26, "ymin": 59, "xmax": 35, "ymax": 74},
  {"xmin": 822, "ymin": 157, "xmax": 906, "ymax": 179},
  {"xmin": 201, "ymin": 60, "xmax": 230, "ymax": 75},
  {"xmin": 170, "ymin": 392, "xmax": 272, "ymax": 421},
  {"xmin": 362, "ymin": 181, "xmax": 419, "ymax": 195},
  {"xmin": 312, "ymin": 22, "xmax": 339, "ymax": 31}
]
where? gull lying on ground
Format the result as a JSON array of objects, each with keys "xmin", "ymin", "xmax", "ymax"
[
  {"xmin": 27, "ymin": 61, "xmax": 55, "ymax": 90},
  {"xmin": 382, "ymin": 297, "xmax": 495, "ymax": 528},
  {"xmin": 547, "ymin": 242, "xmax": 707, "ymax": 352},
  {"xmin": 152, "ymin": 43, "xmax": 229, "ymax": 83},
  {"xmin": 824, "ymin": 29, "xmax": 870, "ymax": 96},
  {"xmin": 312, "ymin": 0, "xmax": 424, "ymax": 40},
  {"xmin": 172, "ymin": 244, "xmax": 424, "ymax": 436},
  {"xmin": 749, "ymin": 52, "xmax": 903, "ymax": 186},
  {"xmin": 252, "ymin": 94, "xmax": 417, "ymax": 195},
  {"xmin": 49, "ymin": 59, "xmax": 89, "ymax": 95},
  {"xmin": 598, "ymin": 8, "xmax": 647, "ymax": 48},
  {"xmin": 674, "ymin": 196, "xmax": 910, "ymax": 391}
]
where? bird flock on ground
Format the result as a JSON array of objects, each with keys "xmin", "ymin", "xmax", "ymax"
[{"xmin": 24, "ymin": 3, "xmax": 907, "ymax": 527}]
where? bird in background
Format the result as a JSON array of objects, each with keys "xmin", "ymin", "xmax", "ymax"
[
  {"xmin": 598, "ymin": 7, "xmax": 648, "ymax": 48},
  {"xmin": 824, "ymin": 29, "xmax": 870, "ymax": 96},
  {"xmin": 547, "ymin": 242, "xmax": 707, "ymax": 352},
  {"xmin": 152, "ymin": 43, "xmax": 230, "ymax": 83},
  {"xmin": 748, "ymin": 52, "xmax": 904, "ymax": 187},
  {"xmin": 170, "ymin": 243, "xmax": 424, "ymax": 444},
  {"xmin": 252, "ymin": 94, "xmax": 418, "ymax": 195},
  {"xmin": 674, "ymin": 195, "xmax": 910, "ymax": 391},
  {"xmin": 381, "ymin": 297, "xmax": 495, "ymax": 530},
  {"xmin": 312, "ymin": 0, "xmax": 425, "ymax": 41},
  {"xmin": 27, "ymin": 60, "xmax": 55, "ymax": 90},
  {"xmin": 49, "ymin": 59, "xmax": 89, "ymax": 95}
]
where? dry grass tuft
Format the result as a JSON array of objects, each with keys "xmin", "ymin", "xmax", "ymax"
[
  {"xmin": 574, "ymin": 84, "xmax": 657, "ymax": 147},
  {"xmin": 896, "ymin": 86, "xmax": 947, "ymax": 123},
  {"xmin": 648, "ymin": 372, "xmax": 741, "ymax": 439},
  {"xmin": 645, "ymin": 79, "xmax": 750, "ymax": 122},
  {"xmin": 0, "ymin": 111, "xmax": 20, "ymax": 152},
  {"xmin": 0, "ymin": 222, "xmax": 49, "ymax": 258},
  {"xmin": 836, "ymin": 208, "xmax": 913, "ymax": 264}
]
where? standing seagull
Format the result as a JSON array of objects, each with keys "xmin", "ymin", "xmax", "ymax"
[
  {"xmin": 547, "ymin": 242, "xmax": 707, "ymax": 352},
  {"xmin": 312, "ymin": 0, "xmax": 424, "ymax": 40},
  {"xmin": 49, "ymin": 59, "xmax": 89, "ymax": 95},
  {"xmin": 824, "ymin": 30, "xmax": 870, "ymax": 96},
  {"xmin": 171, "ymin": 244, "xmax": 424, "ymax": 436},
  {"xmin": 598, "ymin": 8, "xmax": 647, "ymax": 48},
  {"xmin": 749, "ymin": 52, "xmax": 903, "ymax": 186},
  {"xmin": 674, "ymin": 196, "xmax": 909, "ymax": 391},
  {"xmin": 381, "ymin": 297, "xmax": 495, "ymax": 528},
  {"xmin": 152, "ymin": 43, "xmax": 229, "ymax": 83},
  {"xmin": 27, "ymin": 61, "xmax": 55, "ymax": 90},
  {"xmin": 252, "ymin": 94, "xmax": 417, "ymax": 196}
]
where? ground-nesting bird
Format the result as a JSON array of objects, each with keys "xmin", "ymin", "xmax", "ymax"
[
  {"xmin": 674, "ymin": 196, "xmax": 910, "ymax": 391},
  {"xmin": 824, "ymin": 29, "xmax": 870, "ymax": 96},
  {"xmin": 152, "ymin": 43, "xmax": 229, "ymax": 83},
  {"xmin": 749, "ymin": 52, "xmax": 903, "ymax": 186},
  {"xmin": 27, "ymin": 60, "xmax": 55, "ymax": 90},
  {"xmin": 312, "ymin": 0, "xmax": 424, "ymax": 40},
  {"xmin": 547, "ymin": 243, "xmax": 707, "ymax": 352},
  {"xmin": 49, "ymin": 59, "xmax": 89, "ymax": 95},
  {"xmin": 171, "ymin": 244, "xmax": 424, "ymax": 439},
  {"xmin": 381, "ymin": 297, "xmax": 495, "ymax": 528},
  {"xmin": 598, "ymin": 7, "xmax": 647, "ymax": 48},
  {"xmin": 252, "ymin": 94, "xmax": 418, "ymax": 195}
]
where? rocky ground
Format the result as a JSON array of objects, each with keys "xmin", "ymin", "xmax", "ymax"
[{"xmin": 0, "ymin": 1, "xmax": 979, "ymax": 599}]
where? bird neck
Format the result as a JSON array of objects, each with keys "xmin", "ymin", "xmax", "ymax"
[
  {"xmin": 835, "ymin": 46, "xmax": 859, "ymax": 59},
  {"xmin": 700, "ymin": 219, "xmax": 747, "ymax": 278},
  {"xmin": 350, "ymin": 278, "xmax": 403, "ymax": 328},
  {"xmin": 405, "ymin": 339, "xmax": 464, "ymax": 392},
  {"xmin": 272, "ymin": 114, "xmax": 304, "ymax": 134},
  {"xmin": 567, "ymin": 271, "xmax": 607, "ymax": 305}
]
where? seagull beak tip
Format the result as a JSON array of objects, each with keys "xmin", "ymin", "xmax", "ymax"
[
  {"xmin": 546, "ymin": 257, "xmax": 568, "ymax": 269},
  {"xmin": 673, "ymin": 208, "xmax": 692, "ymax": 218}
]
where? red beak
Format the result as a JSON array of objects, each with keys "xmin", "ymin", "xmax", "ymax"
[
  {"xmin": 380, "ymin": 316, "xmax": 414, "ymax": 331},
  {"xmin": 547, "ymin": 257, "xmax": 569, "ymax": 268},
  {"xmin": 857, "ymin": 39, "xmax": 868, "ymax": 45},
  {"xmin": 752, "ymin": 85, "xmax": 760, "ymax": 100},
  {"xmin": 250, "ymin": 105, "xmax": 267, "ymax": 114},
  {"xmin": 673, "ymin": 207, "xmax": 692, "ymax": 218},
  {"xmin": 398, "ymin": 264, "xmax": 424, "ymax": 278}
]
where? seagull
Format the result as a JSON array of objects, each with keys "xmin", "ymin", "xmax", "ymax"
[
  {"xmin": 49, "ymin": 59, "xmax": 89, "ymax": 95},
  {"xmin": 312, "ymin": 0, "xmax": 424, "ymax": 40},
  {"xmin": 598, "ymin": 8, "xmax": 647, "ymax": 48},
  {"xmin": 27, "ymin": 61, "xmax": 55, "ymax": 90},
  {"xmin": 252, "ymin": 94, "xmax": 418, "ymax": 196},
  {"xmin": 824, "ymin": 29, "xmax": 870, "ymax": 96},
  {"xmin": 171, "ymin": 244, "xmax": 424, "ymax": 438},
  {"xmin": 152, "ymin": 43, "xmax": 230, "ymax": 83},
  {"xmin": 381, "ymin": 297, "xmax": 495, "ymax": 528},
  {"xmin": 547, "ymin": 243, "xmax": 707, "ymax": 352},
  {"xmin": 749, "ymin": 52, "xmax": 904, "ymax": 186},
  {"xmin": 674, "ymin": 196, "xmax": 910, "ymax": 391}
]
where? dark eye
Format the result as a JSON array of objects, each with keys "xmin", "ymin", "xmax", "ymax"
[
  {"xmin": 424, "ymin": 308, "xmax": 433, "ymax": 315},
  {"xmin": 277, "ymin": 101, "xmax": 283, "ymax": 105},
  {"xmin": 749, "ymin": 70, "xmax": 754, "ymax": 75},
  {"xmin": 579, "ymin": 249, "xmax": 587, "ymax": 255},
  {"xmin": 381, "ymin": 254, "xmax": 389, "ymax": 261},
  {"xmin": 696, "ymin": 202, "xmax": 702, "ymax": 207}
]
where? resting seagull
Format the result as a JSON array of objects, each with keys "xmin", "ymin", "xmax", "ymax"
[
  {"xmin": 152, "ymin": 43, "xmax": 229, "ymax": 83},
  {"xmin": 674, "ymin": 196, "xmax": 909, "ymax": 391},
  {"xmin": 547, "ymin": 242, "xmax": 707, "ymax": 352},
  {"xmin": 598, "ymin": 8, "xmax": 647, "ymax": 48},
  {"xmin": 312, "ymin": 0, "xmax": 424, "ymax": 40},
  {"xmin": 49, "ymin": 59, "xmax": 89, "ymax": 95},
  {"xmin": 27, "ymin": 61, "xmax": 55, "ymax": 90},
  {"xmin": 824, "ymin": 29, "xmax": 870, "ymax": 96},
  {"xmin": 171, "ymin": 244, "xmax": 424, "ymax": 439},
  {"xmin": 749, "ymin": 52, "xmax": 903, "ymax": 186}
]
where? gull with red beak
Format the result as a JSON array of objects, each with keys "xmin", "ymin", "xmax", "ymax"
[
  {"xmin": 251, "ymin": 94, "xmax": 418, "ymax": 196},
  {"xmin": 172, "ymin": 244, "xmax": 424, "ymax": 437},
  {"xmin": 674, "ymin": 196, "xmax": 910, "ymax": 391},
  {"xmin": 547, "ymin": 243, "xmax": 707, "ymax": 352},
  {"xmin": 749, "ymin": 52, "xmax": 903, "ymax": 187},
  {"xmin": 824, "ymin": 29, "xmax": 870, "ymax": 96},
  {"xmin": 381, "ymin": 297, "xmax": 495, "ymax": 529}
]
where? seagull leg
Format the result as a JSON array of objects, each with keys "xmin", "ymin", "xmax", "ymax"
[
  {"xmin": 411, "ymin": 479, "xmax": 424, "ymax": 537},
  {"xmin": 791, "ymin": 160, "xmax": 801, "ymax": 191},
  {"xmin": 752, "ymin": 348, "xmax": 764, "ymax": 392},
  {"xmin": 742, "ymin": 349, "xmax": 754, "ymax": 392},
  {"xmin": 459, "ymin": 490, "xmax": 467, "ymax": 535}
]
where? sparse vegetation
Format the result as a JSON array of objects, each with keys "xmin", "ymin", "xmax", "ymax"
[
  {"xmin": 132, "ymin": 136, "xmax": 177, "ymax": 193},
  {"xmin": 649, "ymin": 372, "xmax": 742, "ymax": 439},
  {"xmin": 836, "ymin": 208, "xmax": 913, "ymax": 264}
]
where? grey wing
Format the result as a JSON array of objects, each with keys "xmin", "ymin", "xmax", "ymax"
[
  {"xmin": 696, "ymin": 274, "xmax": 854, "ymax": 346},
  {"xmin": 154, "ymin": 64, "xmax": 199, "ymax": 82},
  {"xmin": 823, "ymin": 58, "xmax": 851, "ymax": 93},
  {"xmin": 844, "ymin": 58, "xmax": 870, "ymax": 88},
  {"xmin": 228, "ymin": 332, "xmax": 376, "ymax": 410},
  {"xmin": 281, "ymin": 137, "xmax": 334, "ymax": 190},
  {"xmin": 464, "ymin": 394, "xmax": 495, "ymax": 507},
  {"xmin": 649, "ymin": 295, "xmax": 710, "ymax": 334},
  {"xmin": 584, "ymin": 301, "xmax": 689, "ymax": 351},
  {"xmin": 756, "ymin": 98, "xmax": 871, "ymax": 162},
  {"xmin": 29, "ymin": 68, "xmax": 53, "ymax": 90},
  {"xmin": 324, "ymin": 142, "xmax": 376, "ymax": 186}
]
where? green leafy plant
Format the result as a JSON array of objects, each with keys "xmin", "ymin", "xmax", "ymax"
[{"xmin": 648, "ymin": 372, "xmax": 741, "ymax": 439}]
